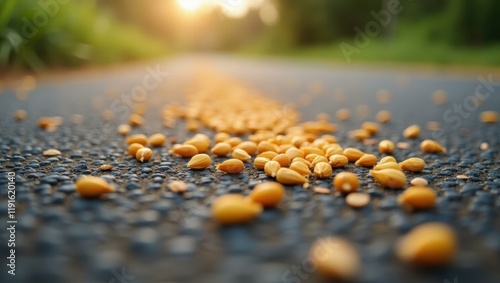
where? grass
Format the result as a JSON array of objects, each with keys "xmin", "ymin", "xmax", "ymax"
[
  {"xmin": 241, "ymin": 22, "xmax": 500, "ymax": 68},
  {"xmin": 0, "ymin": 0, "xmax": 168, "ymax": 71}
]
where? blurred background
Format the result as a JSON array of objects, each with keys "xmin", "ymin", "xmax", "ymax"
[{"xmin": 1, "ymin": 0, "xmax": 500, "ymax": 71}]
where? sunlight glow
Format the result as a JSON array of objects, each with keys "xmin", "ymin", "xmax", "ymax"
[{"xmin": 177, "ymin": 0, "xmax": 204, "ymax": 12}]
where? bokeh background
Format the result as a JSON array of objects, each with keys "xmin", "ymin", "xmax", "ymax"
[{"xmin": 1, "ymin": 0, "xmax": 500, "ymax": 71}]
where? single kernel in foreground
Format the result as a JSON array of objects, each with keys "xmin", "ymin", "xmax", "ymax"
[
  {"xmin": 396, "ymin": 222, "xmax": 457, "ymax": 267},
  {"xmin": 333, "ymin": 172, "xmax": 359, "ymax": 194}
]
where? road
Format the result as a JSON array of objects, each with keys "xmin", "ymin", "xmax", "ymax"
[{"xmin": 0, "ymin": 55, "xmax": 500, "ymax": 283}]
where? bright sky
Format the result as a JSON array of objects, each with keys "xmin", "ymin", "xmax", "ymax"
[{"xmin": 176, "ymin": 0, "xmax": 278, "ymax": 24}]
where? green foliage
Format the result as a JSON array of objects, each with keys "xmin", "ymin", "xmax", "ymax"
[{"xmin": 0, "ymin": 0, "xmax": 167, "ymax": 71}]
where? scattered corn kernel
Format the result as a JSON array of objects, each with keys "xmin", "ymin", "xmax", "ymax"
[
  {"xmin": 346, "ymin": 193, "xmax": 371, "ymax": 208},
  {"xmin": 273, "ymin": 154, "xmax": 291, "ymax": 167},
  {"xmin": 264, "ymin": 160, "xmax": 281, "ymax": 177},
  {"xmin": 148, "ymin": 133, "xmax": 166, "ymax": 147},
  {"xmin": 398, "ymin": 186, "xmax": 436, "ymax": 210},
  {"xmin": 396, "ymin": 142, "xmax": 410, "ymax": 149},
  {"xmin": 328, "ymin": 154, "xmax": 348, "ymax": 168},
  {"xmin": 76, "ymin": 176, "xmax": 115, "ymax": 198},
  {"xmin": 170, "ymin": 144, "xmax": 199, "ymax": 158},
  {"xmin": 333, "ymin": 172, "xmax": 359, "ymax": 194},
  {"xmin": 311, "ymin": 155, "xmax": 328, "ymax": 167},
  {"xmin": 361, "ymin": 121, "xmax": 380, "ymax": 135},
  {"xmin": 217, "ymin": 159, "xmax": 245, "ymax": 174},
  {"xmin": 403, "ymin": 124, "xmax": 420, "ymax": 139},
  {"xmin": 258, "ymin": 151, "xmax": 279, "ymax": 160},
  {"xmin": 99, "ymin": 164, "xmax": 113, "ymax": 171},
  {"xmin": 355, "ymin": 154, "xmax": 377, "ymax": 167},
  {"xmin": 370, "ymin": 169, "xmax": 406, "ymax": 189},
  {"xmin": 213, "ymin": 132, "xmax": 230, "ymax": 143},
  {"xmin": 184, "ymin": 138, "xmax": 210, "ymax": 152},
  {"xmin": 378, "ymin": 140, "xmax": 395, "ymax": 154},
  {"xmin": 187, "ymin": 153, "xmax": 211, "ymax": 169},
  {"xmin": 211, "ymin": 194, "xmax": 262, "ymax": 225},
  {"xmin": 400, "ymin": 157, "xmax": 426, "ymax": 172},
  {"xmin": 421, "ymin": 139, "xmax": 446, "ymax": 153},
  {"xmin": 480, "ymin": 142, "xmax": 489, "ymax": 150},
  {"xmin": 396, "ymin": 222, "xmax": 457, "ymax": 267},
  {"xmin": 410, "ymin": 177, "xmax": 428, "ymax": 187},
  {"xmin": 276, "ymin": 168, "xmax": 309, "ymax": 187},
  {"xmin": 314, "ymin": 187, "xmax": 331, "ymax": 194},
  {"xmin": 235, "ymin": 141, "xmax": 258, "ymax": 155},
  {"xmin": 126, "ymin": 134, "xmax": 148, "ymax": 146},
  {"xmin": 258, "ymin": 141, "xmax": 279, "ymax": 153},
  {"xmin": 336, "ymin": 108, "xmax": 351, "ymax": 121},
  {"xmin": 253, "ymin": 157, "xmax": 270, "ymax": 170},
  {"xmin": 168, "ymin": 180, "xmax": 187, "ymax": 193},
  {"xmin": 117, "ymin": 124, "xmax": 131, "ymax": 135},
  {"xmin": 43, "ymin": 149, "xmax": 61, "ymax": 156},
  {"xmin": 376, "ymin": 110, "xmax": 391, "ymax": 123},
  {"xmin": 379, "ymin": 156, "xmax": 397, "ymax": 164},
  {"xmin": 309, "ymin": 237, "xmax": 360, "ymax": 280},
  {"xmin": 289, "ymin": 161, "xmax": 312, "ymax": 177},
  {"xmin": 136, "ymin": 147, "xmax": 153, "ymax": 162},
  {"xmin": 373, "ymin": 162, "xmax": 401, "ymax": 171},
  {"xmin": 432, "ymin": 90, "xmax": 448, "ymax": 105},
  {"xmin": 129, "ymin": 113, "xmax": 144, "ymax": 126},
  {"xmin": 314, "ymin": 162, "xmax": 332, "ymax": 179},
  {"xmin": 479, "ymin": 111, "xmax": 498, "ymax": 123},
  {"xmin": 128, "ymin": 143, "xmax": 144, "ymax": 157},
  {"xmin": 211, "ymin": 142, "xmax": 232, "ymax": 156},
  {"xmin": 249, "ymin": 182, "xmax": 285, "ymax": 207},
  {"xmin": 325, "ymin": 146, "xmax": 343, "ymax": 158},
  {"xmin": 343, "ymin": 148, "xmax": 364, "ymax": 162},
  {"xmin": 426, "ymin": 121, "xmax": 440, "ymax": 131},
  {"xmin": 232, "ymin": 148, "xmax": 252, "ymax": 161},
  {"xmin": 285, "ymin": 147, "xmax": 304, "ymax": 160},
  {"xmin": 350, "ymin": 129, "xmax": 370, "ymax": 141},
  {"xmin": 102, "ymin": 110, "xmax": 114, "ymax": 121},
  {"xmin": 14, "ymin": 109, "xmax": 27, "ymax": 121}
]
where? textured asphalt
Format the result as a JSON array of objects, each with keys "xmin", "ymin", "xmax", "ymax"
[{"xmin": 0, "ymin": 55, "xmax": 500, "ymax": 283}]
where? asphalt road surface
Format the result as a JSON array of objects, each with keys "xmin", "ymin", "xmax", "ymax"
[{"xmin": 1, "ymin": 55, "xmax": 500, "ymax": 283}]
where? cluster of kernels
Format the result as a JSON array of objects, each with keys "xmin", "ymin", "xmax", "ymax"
[{"xmin": 179, "ymin": 75, "xmax": 300, "ymax": 135}]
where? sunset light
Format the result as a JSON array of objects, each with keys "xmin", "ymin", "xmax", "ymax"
[{"xmin": 177, "ymin": 0, "xmax": 203, "ymax": 12}]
